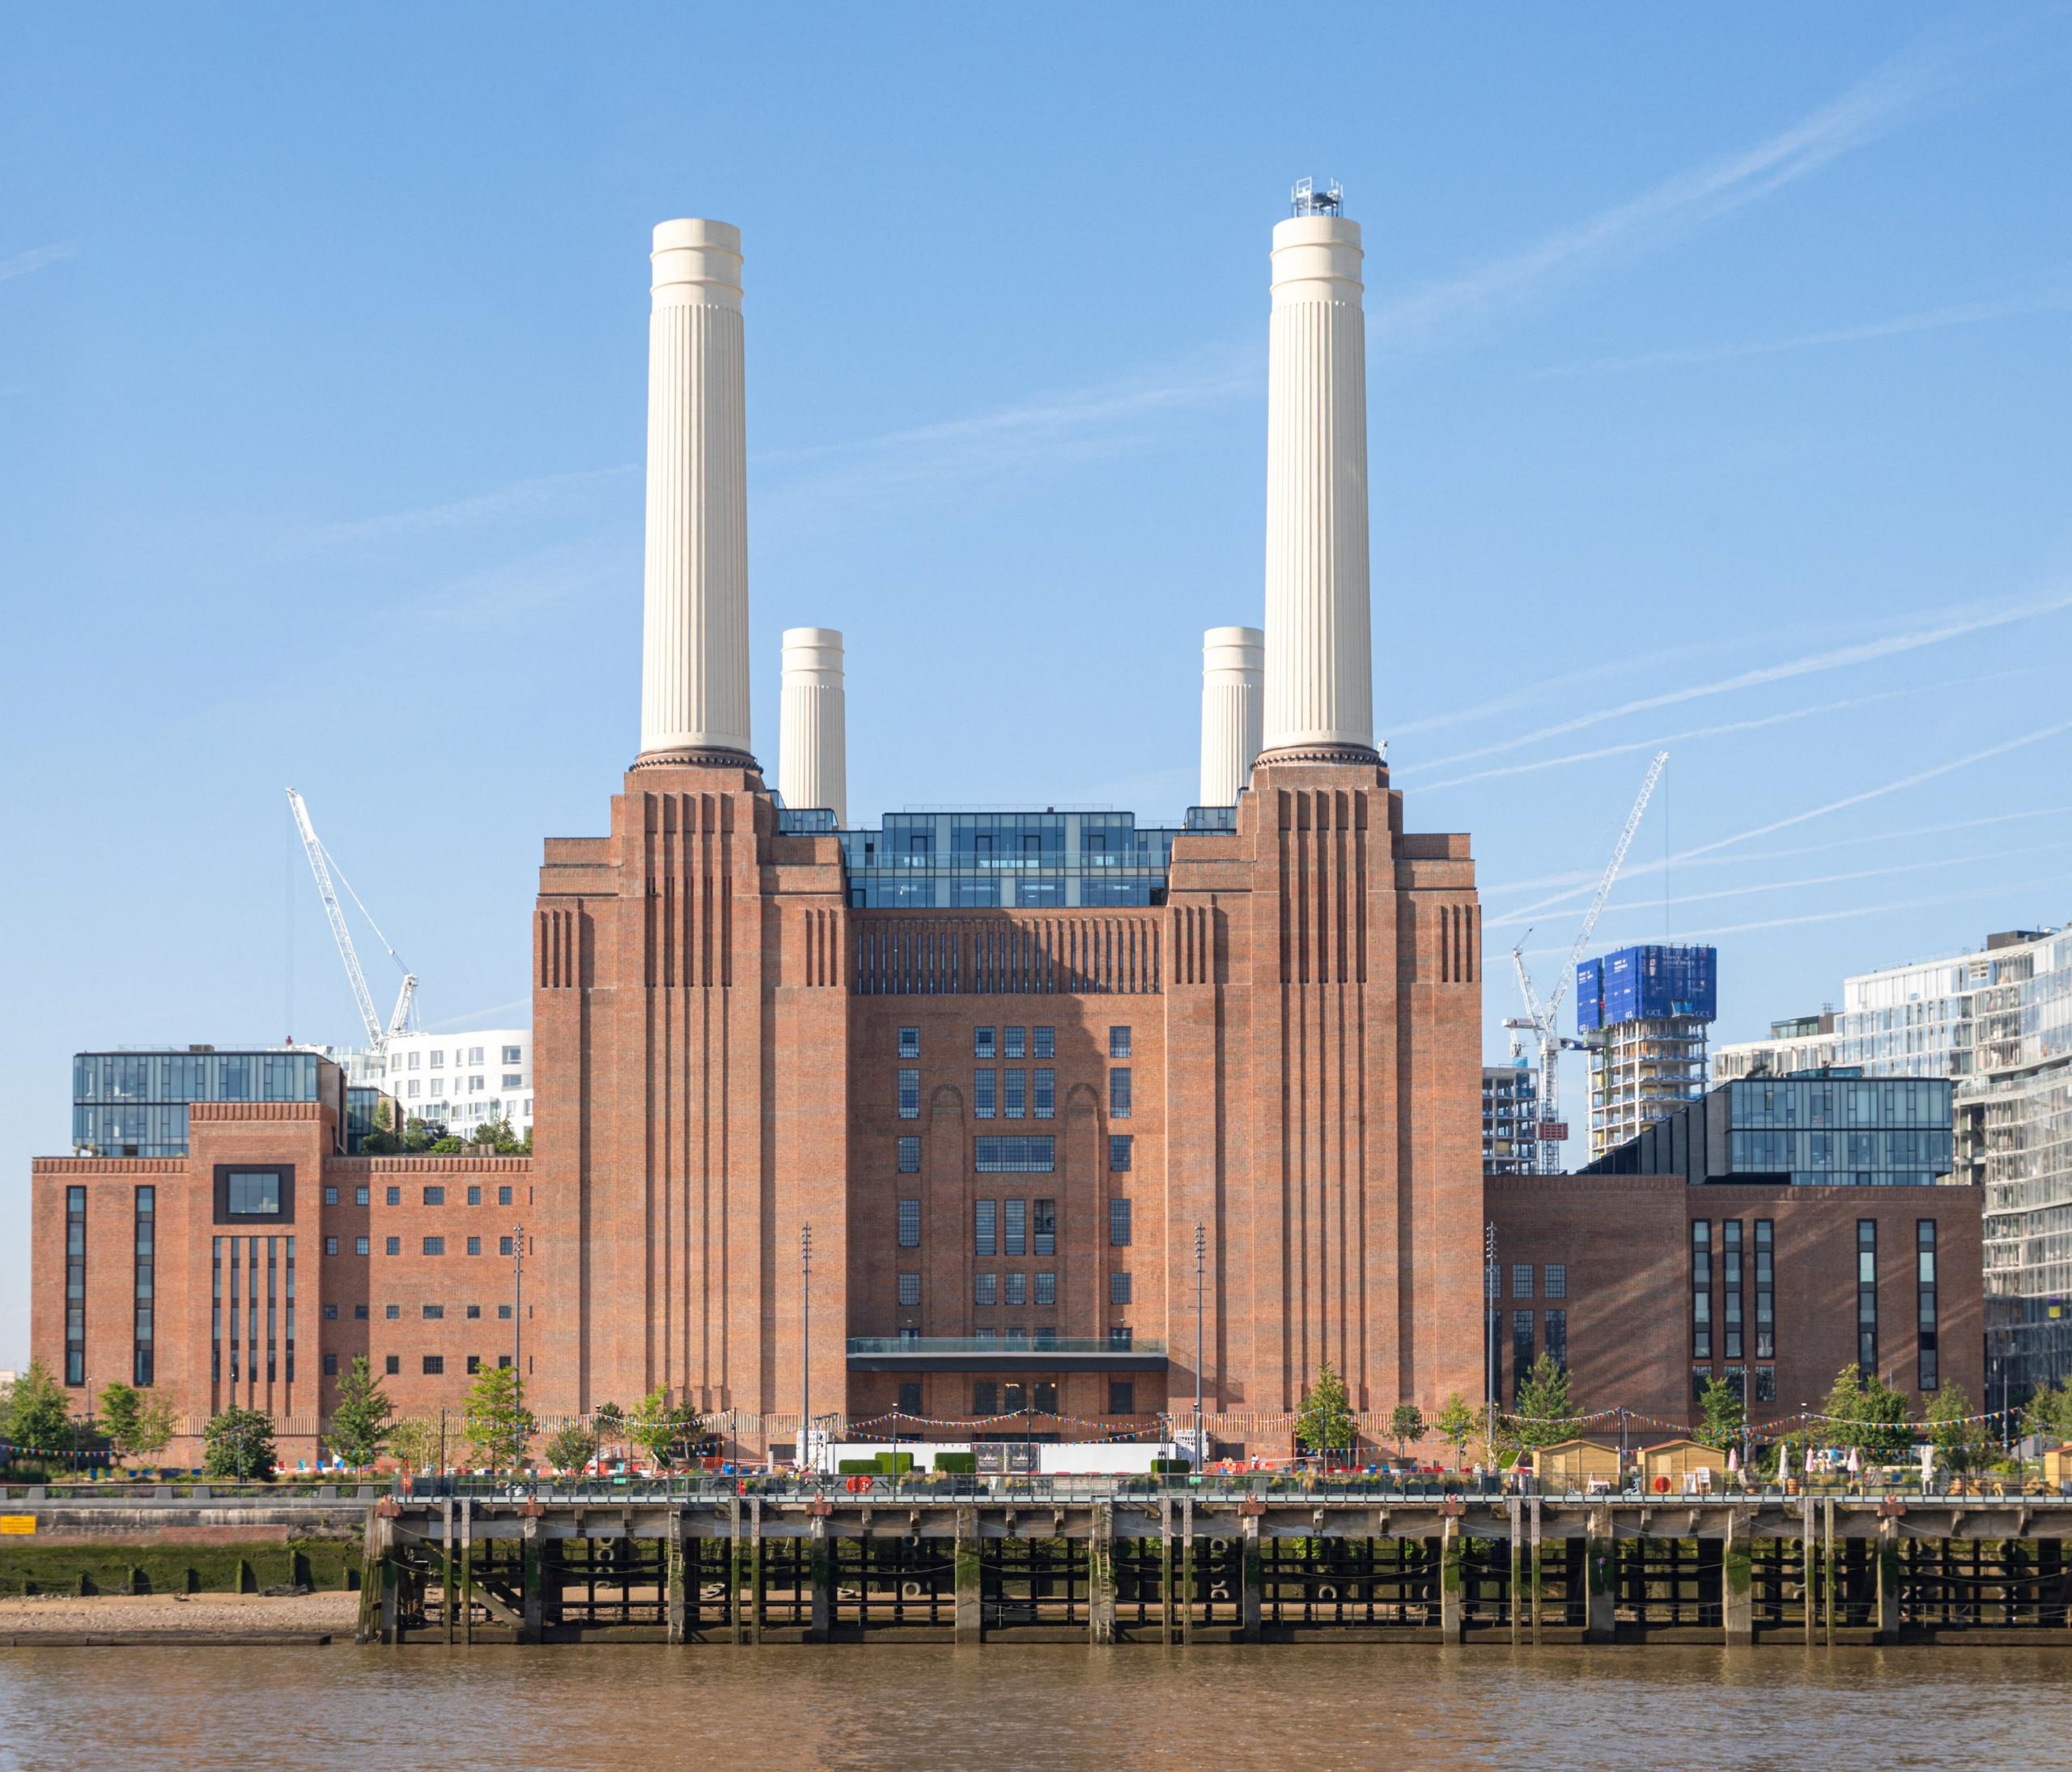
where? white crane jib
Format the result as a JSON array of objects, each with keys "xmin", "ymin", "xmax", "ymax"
[
  {"xmin": 286, "ymin": 788, "xmax": 416, "ymax": 1053},
  {"xmin": 1509, "ymin": 750, "xmax": 1669, "ymax": 1174}
]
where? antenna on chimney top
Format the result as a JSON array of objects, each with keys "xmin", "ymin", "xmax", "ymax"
[{"xmin": 1290, "ymin": 176, "xmax": 1343, "ymax": 217}]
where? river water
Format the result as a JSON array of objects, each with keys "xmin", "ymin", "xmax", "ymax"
[{"xmin": 0, "ymin": 1642, "xmax": 2057, "ymax": 1769}]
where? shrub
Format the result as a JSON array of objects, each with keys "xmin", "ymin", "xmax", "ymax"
[
  {"xmin": 837, "ymin": 1459, "xmax": 877, "ymax": 1475},
  {"xmin": 874, "ymin": 1452, "xmax": 915, "ymax": 1474},
  {"xmin": 933, "ymin": 1452, "xmax": 977, "ymax": 1475}
]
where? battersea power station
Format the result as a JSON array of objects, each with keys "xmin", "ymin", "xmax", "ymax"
[{"xmin": 31, "ymin": 193, "xmax": 1978, "ymax": 1464}]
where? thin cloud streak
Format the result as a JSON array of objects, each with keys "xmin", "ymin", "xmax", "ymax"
[
  {"xmin": 1511, "ymin": 877, "xmax": 2062, "ymax": 958},
  {"xmin": 426, "ymin": 998, "xmax": 529, "ymax": 1030},
  {"xmin": 1536, "ymin": 287, "xmax": 2072, "ymax": 378},
  {"xmin": 1422, "ymin": 587, "xmax": 2072, "ymax": 771},
  {"xmin": 305, "ymin": 465, "xmax": 636, "ymax": 550},
  {"xmin": 0, "ymin": 242, "xmax": 77, "ymax": 284},
  {"xmin": 1482, "ymin": 802, "xmax": 2072, "ymax": 898},
  {"xmin": 1371, "ymin": 41, "xmax": 1954, "ymax": 342},
  {"xmin": 1488, "ymin": 719, "xmax": 2072, "ymax": 928}
]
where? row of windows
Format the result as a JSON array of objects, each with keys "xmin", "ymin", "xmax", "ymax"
[
  {"xmin": 320, "ymin": 1183, "xmax": 517, "ymax": 1208},
  {"xmin": 952, "ymin": 1379, "xmax": 1142, "ymax": 1415},
  {"xmin": 1693, "ymin": 1220, "xmax": 1775, "ymax": 1365},
  {"xmin": 399, "ymin": 1075, "xmax": 526, "ymax": 1098},
  {"xmin": 898, "ymin": 1072, "xmax": 1132, "ymax": 1121},
  {"xmin": 323, "ymin": 1234, "xmax": 517, "ymax": 1257},
  {"xmin": 327, "ymin": 1352, "xmax": 513, "ymax": 1377},
  {"xmin": 892, "ymin": 1136, "xmax": 1127, "ymax": 1174},
  {"xmin": 392, "ymin": 1045, "xmax": 523, "ymax": 1071},
  {"xmin": 895, "ymin": 1027, "xmax": 1131, "ymax": 1060},
  {"xmin": 1505, "ymin": 1263, "xmax": 1567, "ymax": 1300},
  {"xmin": 975, "ymin": 1273, "xmax": 1129, "ymax": 1307},
  {"xmin": 1691, "ymin": 1365, "xmax": 1780, "ymax": 1404},
  {"xmin": 316, "ymin": 1302, "xmax": 513, "ymax": 1322},
  {"xmin": 1509, "ymin": 1309, "xmax": 1568, "ymax": 1398}
]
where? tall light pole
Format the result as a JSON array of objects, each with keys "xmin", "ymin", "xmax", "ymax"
[
  {"xmin": 800, "ymin": 1222, "xmax": 813, "ymax": 1478},
  {"xmin": 512, "ymin": 1222, "xmax": 526, "ymax": 1400},
  {"xmin": 1484, "ymin": 1222, "xmax": 1497, "ymax": 1479},
  {"xmin": 1193, "ymin": 1222, "xmax": 1207, "ymax": 1464}
]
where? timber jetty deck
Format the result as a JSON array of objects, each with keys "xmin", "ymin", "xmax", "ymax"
[{"xmin": 12, "ymin": 1481, "xmax": 2072, "ymax": 1646}]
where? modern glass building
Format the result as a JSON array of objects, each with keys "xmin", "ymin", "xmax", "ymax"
[
  {"xmin": 1583, "ymin": 1073, "xmax": 1955, "ymax": 1188},
  {"xmin": 72, "ymin": 1048, "xmax": 348, "ymax": 1158},
  {"xmin": 778, "ymin": 806, "xmax": 1238, "ymax": 910}
]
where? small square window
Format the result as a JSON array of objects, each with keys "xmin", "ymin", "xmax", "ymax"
[
  {"xmin": 503, "ymin": 1046, "xmax": 521, "ymax": 1064},
  {"xmin": 422, "ymin": 1355, "xmax": 444, "ymax": 1375},
  {"xmin": 498, "ymin": 1354, "xmax": 512, "ymax": 1369},
  {"xmin": 974, "ymin": 1027, "xmax": 996, "ymax": 1060},
  {"xmin": 498, "ymin": 1186, "xmax": 513, "ymax": 1206},
  {"xmin": 384, "ymin": 1354, "xmax": 400, "ymax": 1375},
  {"xmin": 465, "ymin": 1304, "xmax": 481, "ymax": 1319},
  {"xmin": 354, "ymin": 1303, "xmax": 370, "ymax": 1321},
  {"xmin": 384, "ymin": 1236, "xmax": 401, "ymax": 1256},
  {"xmin": 467, "ymin": 1354, "xmax": 482, "ymax": 1374},
  {"xmin": 1004, "ymin": 1272, "xmax": 1028, "ymax": 1306},
  {"xmin": 354, "ymin": 1185, "xmax": 370, "ymax": 1206},
  {"xmin": 321, "ymin": 1302, "xmax": 338, "ymax": 1320},
  {"xmin": 324, "ymin": 1236, "xmax": 339, "ymax": 1256},
  {"xmin": 499, "ymin": 1235, "xmax": 513, "ymax": 1256},
  {"xmin": 422, "ymin": 1236, "xmax": 444, "ymax": 1256},
  {"xmin": 498, "ymin": 1304, "xmax": 512, "ymax": 1320},
  {"xmin": 467, "ymin": 1185, "xmax": 482, "ymax": 1205},
  {"xmin": 974, "ymin": 1273, "xmax": 998, "ymax": 1307},
  {"xmin": 423, "ymin": 1186, "xmax": 444, "ymax": 1206},
  {"xmin": 467, "ymin": 1236, "xmax": 482, "ymax": 1256},
  {"xmin": 386, "ymin": 1187, "xmax": 401, "ymax": 1206},
  {"xmin": 356, "ymin": 1236, "xmax": 372, "ymax": 1257},
  {"xmin": 422, "ymin": 1303, "xmax": 444, "ymax": 1319},
  {"xmin": 323, "ymin": 1186, "xmax": 338, "ymax": 1206},
  {"xmin": 385, "ymin": 1303, "xmax": 401, "ymax": 1320}
]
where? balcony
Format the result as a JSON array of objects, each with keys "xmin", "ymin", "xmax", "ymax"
[{"xmin": 846, "ymin": 1336, "xmax": 1168, "ymax": 1373}]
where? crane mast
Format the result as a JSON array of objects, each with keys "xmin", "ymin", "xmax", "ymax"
[
  {"xmin": 286, "ymin": 788, "xmax": 416, "ymax": 1054},
  {"xmin": 1509, "ymin": 751, "xmax": 1668, "ymax": 1175}
]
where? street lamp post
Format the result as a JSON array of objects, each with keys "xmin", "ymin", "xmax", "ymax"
[
  {"xmin": 1484, "ymin": 1223, "xmax": 1497, "ymax": 1478},
  {"xmin": 800, "ymin": 1222, "xmax": 813, "ymax": 1478},
  {"xmin": 1193, "ymin": 1223, "xmax": 1206, "ymax": 1465},
  {"xmin": 511, "ymin": 1222, "xmax": 526, "ymax": 1478}
]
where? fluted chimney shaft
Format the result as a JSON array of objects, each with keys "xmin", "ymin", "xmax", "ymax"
[
  {"xmin": 1199, "ymin": 626, "xmax": 1264, "ymax": 806},
  {"xmin": 639, "ymin": 218, "xmax": 754, "ymax": 764},
  {"xmin": 779, "ymin": 627, "xmax": 847, "ymax": 825},
  {"xmin": 1260, "ymin": 210, "xmax": 1376, "ymax": 763}
]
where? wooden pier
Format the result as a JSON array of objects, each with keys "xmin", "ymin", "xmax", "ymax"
[{"xmin": 353, "ymin": 1487, "xmax": 2072, "ymax": 1647}]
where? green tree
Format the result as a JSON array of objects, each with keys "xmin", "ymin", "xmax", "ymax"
[
  {"xmin": 1821, "ymin": 1364, "xmax": 1916, "ymax": 1465},
  {"xmin": 326, "ymin": 1357, "xmax": 395, "ymax": 1469},
  {"xmin": 1510, "ymin": 1356, "xmax": 1577, "ymax": 1452},
  {"xmin": 1926, "ymin": 1383, "xmax": 1991, "ymax": 1479},
  {"xmin": 2023, "ymin": 1377, "xmax": 2072, "ymax": 1443},
  {"xmin": 97, "ymin": 1382, "xmax": 175, "ymax": 1466},
  {"xmin": 388, "ymin": 1417, "xmax": 445, "ymax": 1472},
  {"xmin": 1433, "ymin": 1392, "xmax": 1479, "ymax": 1468},
  {"xmin": 593, "ymin": 1401, "xmax": 625, "ymax": 1468},
  {"xmin": 1697, "ymin": 1376, "xmax": 1747, "ymax": 1452},
  {"xmin": 425, "ymin": 1137, "xmax": 466, "ymax": 1154},
  {"xmin": 463, "ymin": 1363, "xmax": 537, "ymax": 1471},
  {"xmin": 546, "ymin": 1419, "xmax": 600, "ymax": 1473},
  {"xmin": 627, "ymin": 1388, "xmax": 703, "ymax": 1469},
  {"xmin": 470, "ymin": 1116, "xmax": 525, "ymax": 1153},
  {"xmin": 5, "ymin": 1361, "xmax": 74, "ymax": 1454},
  {"xmin": 1387, "ymin": 1403, "xmax": 1425, "ymax": 1460},
  {"xmin": 356, "ymin": 1128, "xmax": 402, "ymax": 1154},
  {"xmin": 1293, "ymin": 1360, "xmax": 1357, "ymax": 1462},
  {"xmin": 202, "ymin": 1406, "xmax": 277, "ymax": 1481}
]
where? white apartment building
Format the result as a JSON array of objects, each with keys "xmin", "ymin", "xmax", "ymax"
[
  {"xmin": 1713, "ymin": 1012, "xmax": 1838, "ymax": 1082},
  {"xmin": 340, "ymin": 1027, "xmax": 533, "ymax": 1139},
  {"xmin": 1833, "ymin": 927, "xmax": 2072, "ymax": 1400}
]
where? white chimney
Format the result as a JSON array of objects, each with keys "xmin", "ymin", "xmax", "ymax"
[
  {"xmin": 638, "ymin": 219, "xmax": 754, "ymax": 764},
  {"xmin": 1199, "ymin": 626, "xmax": 1263, "ymax": 806},
  {"xmin": 779, "ymin": 627, "xmax": 847, "ymax": 825},
  {"xmin": 1260, "ymin": 188, "xmax": 1376, "ymax": 763}
]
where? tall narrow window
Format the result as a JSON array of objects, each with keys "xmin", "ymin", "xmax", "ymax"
[
  {"xmin": 1723, "ymin": 1220, "xmax": 1743, "ymax": 1361},
  {"xmin": 1110, "ymin": 1135, "xmax": 1132, "ymax": 1172},
  {"xmin": 1033, "ymin": 1027, "xmax": 1055, "ymax": 1059},
  {"xmin": 1544, "ymin": 1308, "xmax": 1567, "ymax": 1370},
  {"xmin": 283, "ymin": 1235, "xmax": 295, "ymax": 1385},
  {"xmin": 1512, "ymin": 1264, "xmax": 1533, "ymax": 1299},
  {"xmin": 897, "ymin": 1200, "xmax": 921, "ymax": 1248},
  {"xmin": 1110, "ymin": 1272, "xmax": 1133, "ymax": 1306},
  {"xmin": 974, "ymin": 1069, "xmax": 996, "ymax": 1120},
  {"xmin": 1512, "ymin": 1310, "xmax": 1534, "ymax": 1400},
  {"xmin": 65, "ymin": 1185, "xmax": 87, "ymax": 1387},
  {"xmin": 1754, "ymin": 1219, "xmax": 1775, "ymax": 1360},
  {"xmin": 1004, "ymin": 1026, "xmax": 1026, "ymax": 1060},
  {"xmin": 1033, "ymin": 1198, "xmax": 1056, "ymax": 1256},
  {"xmin": 1858, "ymin": 1219, "xmax": 1879, "ymax": 1376},
  {"xmin": 898, "ymin": 1272, "xmax": 921, "ymax": 1307},
  {"xmin": 1917, "ymin": 1219, "xmax": 1939, "ymax": 1392},
  {"xmin": 974, "ymin": 1273, "xmax": 998, "ymax": 1307},
  {"xmin": 1109, "ymin": 1069, "xmax": 1132, "ymax": 1119},
  {"xmin": 1033, "ymin": 1069, "xmax": 1055, "ymax": 1119},
  {"xmin": 1004, "ymin": 1198, "xmax": 1027, "ymax": 1257},
  {"xmin": 1109, "ymin": 1026, "xmax": 1132, "ymax": 1059},
  {"xmin": 210, "ymin": 1235, "xmax": 223, "ymax": 1385},
  {"xmin": 898, "ymin": 1069, "xmax": 920, "ymax": 1120},
  {"xmin": 898, "ymin": 1026, "xmax": 920, "ymax": 1059},
  {"xmin": 974, "ymin": 1199, "xmax": 997, "ymax": 1257},
  {"xmin": 897, "ymin": 1136, "xmax": 921, "ymax": 1174},
  {"xmin": 1004, "ymin": 1069, "xmax": 1026, "ymax": 1119},
  {"xmin": 1110, "ymin": 1197, "xmax": 1133, "ymax": 1247},
  {"xmin": 1691, "ymin": 1219, "xmax": 1712, "ymax": 1362},
  {"xmin": 133, "ymin": 1185, "xmax": 155, "ymax": 1387}
]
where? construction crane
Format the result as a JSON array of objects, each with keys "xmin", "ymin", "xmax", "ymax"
[
  {"xmin": 286, "ymin": 788, "xmax": 416, "ymax": 1053},
  {"xmin": 1504, "ymin": 751, "xmax": 1669, "ymax": 1175}
]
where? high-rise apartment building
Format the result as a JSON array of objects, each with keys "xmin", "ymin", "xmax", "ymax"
[
  {"xmin": 1713, "ymin": 1012, "xmax": 1837, "ymax": 1083},
  {"xmin": 1835, "ymin": 926, "xmax": 2072, "ymax": 1398},
  {"xmin": 1482, "ymin": 1060, "xmax": 1541, "ymax": 1175},
  {"xmin": 1577, "ymin": 944, "xmax": 1717, "ymax": 1160}
]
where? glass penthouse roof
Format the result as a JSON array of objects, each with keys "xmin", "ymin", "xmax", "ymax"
[{"xmin": 779, "ymin": 805, "xmax": 1238, "ymax": 910}]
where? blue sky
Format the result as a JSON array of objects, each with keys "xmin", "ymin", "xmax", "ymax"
[{"xmin": 3, "ymin": 6, "xmax": 2069, "ymax": 1361}]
